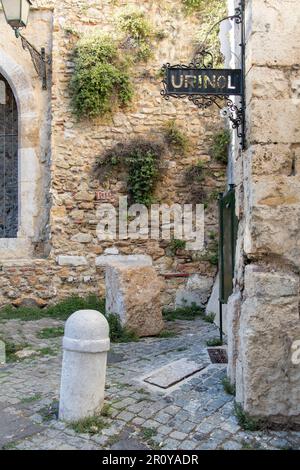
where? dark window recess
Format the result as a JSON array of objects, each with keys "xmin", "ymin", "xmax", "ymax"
[{"xmin": 0, "ymin": 74, "xmax": 18, "ymax": 238}]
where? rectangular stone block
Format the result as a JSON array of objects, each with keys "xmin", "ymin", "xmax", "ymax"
[
  {"xmin": 57, "ymin": 255, "xmax": 88, "ymax": 266},
  {"xmin": 243, "ymin": 177, "xmax": 300, "ymax": 266},
  {"xmin": 236, "ymin": 266, "xmax": 300, "ymax": 421},
  {"xmin": 96, "ymin": 254, "xmax": 152, "ymax": 267},
  {"xmin": 246, "ymin": 144, "xmax": 294, "ymax": 177},
  {"xmin": 106, "ymin": 263, "xmax": 164, "ymax": 337},
  {"xmin": 247, "ymin": 100, "xmax": 300, "ymax": 144},
  {"xmin": 246, "ymin": 68, "xmax": 290, "ymax": 102},
  {"xmin": 144, "ymin": 358, "xmax": 206, "ymax": 389},
  {"xmin": 246, "ymin": 0, "xmax": 300, "ymax": 68}
]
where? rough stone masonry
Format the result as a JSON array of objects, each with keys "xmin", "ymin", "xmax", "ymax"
[
  {"xmin": 0, "ymin": 0, "xmax": 225, "ymax": 309},
  {"xmin": 227, "ymin": 0, "xmax": 300, "ymax": 426}
]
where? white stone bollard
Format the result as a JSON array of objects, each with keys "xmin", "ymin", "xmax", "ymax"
[{"xmin": 59, "ymin": 310, "xmax": 110, "ymax": 422}]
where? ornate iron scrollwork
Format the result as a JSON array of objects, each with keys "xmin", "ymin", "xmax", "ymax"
[{"xmin": 161, "ymin": 2, "xmax": 245, "ymax": 148}]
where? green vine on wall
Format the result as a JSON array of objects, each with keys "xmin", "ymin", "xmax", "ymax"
[
  {"xmin": 70, "ymin": 10, "xmax": 163, "ymax": 119},
  {"xmin": 117, "ymin": 11, "xmax": 157, "ymax": 62},
  {"xmin": 70, "ymin": 34, "xmax": 133, "ymax": 119},
  {"xmin": 211, "ymin": 129, "xmax": 230, "ymax": 164},
  {"xmin": 182, "ymin": 0, "xmax": 227, "ymax": 66},
  {"xmin": 96, "ymin": 141, "xmax": 165, "ymax": 206},
  {"xmin": 164, "ymin": 120, "xmax": 189, "ymax": 155}
]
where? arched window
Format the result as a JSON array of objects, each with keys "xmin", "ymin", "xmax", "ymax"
[{"xmin": 0, "ymin": 74, "xmax": 18, "ymax": 238}]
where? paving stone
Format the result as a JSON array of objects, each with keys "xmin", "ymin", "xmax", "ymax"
[
  {"xmin": 170, "ymin": 430, "xmax": 188, "ymax": 441},
  {"xmin": 0, "ymin": 409, "xmax": 43, "ymax": 448},
  {"xmin": 157, "ymin": 424, "xmax": 173, "ymax": 436},
  {"xmin": 1, "ymin": 315, "xmax": 300, "ymax": 451},
  {"xmin": 110, "ymin": 428, "xmax": 149, "ymax": 450},
  {"xmin": 221, "ymin": 440, "xmax": 243, "ymax": 450},
  {"xmin": 116, "ymin": 411, "xmax": 135, "ymax": 422},
  {"xmin": 131, "ymin": 417, "xmax": 146, "ymax": 426},
  {"xmin": 162, "ymin": 438, "xmax": 180, "ymax": 450}
]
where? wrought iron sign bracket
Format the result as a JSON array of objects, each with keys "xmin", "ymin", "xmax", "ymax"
[
  {"xmin": 161, "ymin": 1, "xmax": 246, "ymax": 149},
  {"xmin": 18, "ymin": 32, "xmax": 49, "ymax": 90}
]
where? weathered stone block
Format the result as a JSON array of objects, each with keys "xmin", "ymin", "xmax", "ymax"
[
  {"xmin": 176, "ymin": 275, "xmax": 213, "ymax": 309},
  {"xmin": 247, "ymin": 100, "xmax": 300, "ymax": 144},
  {"xmin": 236, "ymin": 265, "xmax": 300, "ymax": 422},
  {"xmin": 96, "ymin": 254, "xmax": 152, "ymax": 268},
  {"xmin": 244, "ymin": 177, "xmax": 300, "ymax": 266},
  {"xmin": 246, "ymin": 144, "xmax": 294, "ymax": 177},
  {"xmin": 71, "ymin": 233, "xmax": 92, "ymax": 243},
  {"xmin": 226, "ymin": 292, "xmax": 241, "ymax": 384},
  {"xmin": 57, "ymin": 255, "xmax": 88, "ymax": 267},
  {"xmin": 105, "ymin": 263, "xmax": 164, "ymax": 337},
  {"xmin": 246, "ymin": 68, "xmax": 289, "ymax": 101},
  {"xmin": 246, "ymin": 0, "xmax": 300, "ymax": 68}
]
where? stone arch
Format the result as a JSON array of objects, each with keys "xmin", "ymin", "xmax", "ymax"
[{"xmin": 0, "ymin": 48, "xmax": 40, "ymax": 258}]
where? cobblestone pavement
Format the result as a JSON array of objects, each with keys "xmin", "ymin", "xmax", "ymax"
[{"xmin": 0, "ymin": 316, "xmax": 300, "ymax": 451}]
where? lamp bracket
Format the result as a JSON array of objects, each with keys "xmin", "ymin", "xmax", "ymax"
[{"xmin": 19, "ymin": 32, "xmax": 49, "ymax": 90}]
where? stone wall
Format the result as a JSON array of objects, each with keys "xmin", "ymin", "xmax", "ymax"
[
  {"xmin": 0, "ymin": 0, "xmax": 226, "ymax": 308},
  {"xmin": 227, "ymin": 0, "xmax": 300, "ymax": 425}
]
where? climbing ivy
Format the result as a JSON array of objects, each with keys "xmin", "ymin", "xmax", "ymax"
[
  {"xmin": 182, "ymin": 0, "xmax": 227, "ymax": 66},
  {"xmin": 70, "ymin": 34, "xmax": 133, "ymax": 119},
  {"xmin": 164, "ymin": 120, "xmax": 189, "ymax": 155},
  {"xmin": 211, "ymin": 129, "xmax": 230, "ymax": 164},
  {"xmin": 182, "ymin": 0, "xmax": 205, "ymax": 13},
  {"xmin": 117, "ymin": 11, "xmax": 159, "ymax": 62},
  {"xmin": 96, "ymin": 141, "xmax": 164, "ymax": 206}
]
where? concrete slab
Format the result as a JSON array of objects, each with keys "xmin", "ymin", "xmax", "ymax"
[
  {"xmin": 0, "ymin": 409, "xmax": 43, "ymax": 448},
  {"xmin": 144, "ymin": 358, "xmax": 206, "ymax": 389}
]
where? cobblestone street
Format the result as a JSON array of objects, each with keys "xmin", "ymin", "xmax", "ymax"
[{"xmin": 0, "ymin": 316, "xmax": 300, "ymax": 451}]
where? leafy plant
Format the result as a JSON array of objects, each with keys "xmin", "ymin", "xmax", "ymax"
[
  {"xmin": 20, "ymin": 393, "xmax": 42, "ymax": 404},
  {"xmin": 37, "ymin": 327, "xmax": 64, "ymax": 339},
  {"xmin": 182, "ymin": 0, "xmax": 205, "ymax": 13},
  {"xmin": 0, "ymin": 296, "xmax": 138, "ymax": 344},
  {"xmin": 0, "ymin": 295, "xmax": 105, "ymax": 322},
  {"xmin": 96, "ymin": 140, "xmax": 164, "ymax": 206},
  {"xmin": 71, "ymin": 414, "xmax": 108, "ymax": 434},
  {"xmin": 211, "ymin": 129, "xmax": 230, "ymax": 164},
  {"xmin": 164, "ymin": 120, "xmax": 189, "ymax": 154},
  {"xmin": 169, "ymin": 238, "xmax": 186, "ymax": 256},
  {"xmin": 186, "ymin": 160, "xmax": 206, "ymax": 183},
  {"xmin": 39, "ymin": 400, "xmax": 59, "ymax": 422},
  {"xmin": 205, "ymin": 312, "xmax": 216, "ymax": 324},
  {"xmin": 200, "ymin": 238, "xmax": 219, "ymax": 266},
  {"xmin": 190, "ymin": 0, "xmax": 227, "ymax": 66},
  {"xmin": 163, "ymin": 304, "xmax": 205, "ymax": 322},
  {"xmin": 234, "ymin": 403, "xmax": 266, "ymax": 432},
  {"xmin": 158, "ymin": 330, "xmax": 177, "ymax": 338},
  {"xmin": 70, "ymin": 34, "xmax": 133, "ymax": 119},
  {"xmin": 0, "ymin": 339, "xmax": 30, "ymax": 363},
  {"xmin": 117, "ymin": 11, "xmax": 156, "ymax": 62},
  {"xmin": 222, "ymin": 377, "xmax": 236, "ymax": 396},
  {"xmin": 206, "ymin": 337, "xmax": 223, "ymax": 347},
  {"xmin": 106, "ymin": 313, "xmax": 139, "ymax": 343}
]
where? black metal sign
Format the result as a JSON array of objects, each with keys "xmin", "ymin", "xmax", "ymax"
[
  {"xmin": 165, "ymin": 67, "xmax": 242, "ymax": 97},
  {"xmin": 161, "ymin": 1, "xmax": 246, "ymax": 148}
]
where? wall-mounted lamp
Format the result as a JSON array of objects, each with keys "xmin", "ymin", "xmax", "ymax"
[{"xmin": 1, "ymin": 0, "xmax": 49, "ymax": 89}]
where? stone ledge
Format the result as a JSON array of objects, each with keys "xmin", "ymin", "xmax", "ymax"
[
  {"xmin": 56, "ymin": 256, "xmax": 88, "ymax": 267},
  {"xmin": 95, "ymin": 254, "xmax": 153, "ymax": 268}
]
